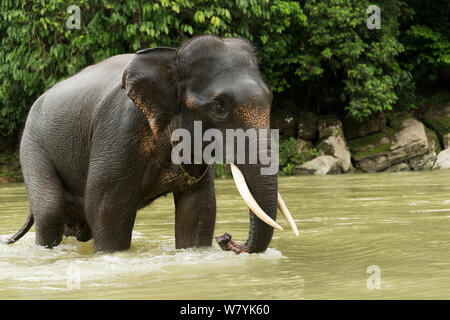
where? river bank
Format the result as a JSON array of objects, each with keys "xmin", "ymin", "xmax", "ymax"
[{"xmin": 272, "ymin": 92, "xmax": 450, "ymax": 176}]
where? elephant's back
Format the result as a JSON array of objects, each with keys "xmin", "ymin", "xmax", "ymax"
[
  {"xmin": 21, "ymin": 54, "xmax": 135, "ymax": 195},
  {"xmin": 40, "ymin": 54, "xmax": 134, "ymax": 115},
  {"xmin": 51, "ymin": 54, "xmax": 133, "ymax": 91},
  {"xmin": 25, "ymin": 54, "xmax": 134, "ymax": 134}
]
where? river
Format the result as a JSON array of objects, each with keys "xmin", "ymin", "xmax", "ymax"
[{"xmin": 0, "ymin": 171, "xmax": 449, "ymax": 299}]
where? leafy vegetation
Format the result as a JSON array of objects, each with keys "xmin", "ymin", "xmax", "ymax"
[
  {"xmin": 0, "ymin": 152, "xmax": 22, "ymax": 182},
  {"xmin": 0, "ymin": 1, "xmax": 448, "ymax": 180},
  {"xmin": 0, "ymin": 0, "xmax": 306, "ymax": 137},
  {"xmin": 214, "ymin": 163, "xmax": 229, "ymax": 178},
  {"xmin": 296, "ymin": 0, "xmax": 413, "ymax": 121},
  {"xmin": 213, "ymin": 138, "xmax": 316, "ymax": 177},
  {"xmin": 278, "ymin": 137, "xmax": 317, "ymax": 175},
  {"xmin": 399, "ymin": 0, "xmax": 450, "ymax": 88}
]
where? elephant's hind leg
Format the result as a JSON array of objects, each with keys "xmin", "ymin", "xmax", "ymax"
[
  {"xmin": 21, "ymin": 147, "xmax": 66, "ymax": 248},
  {"xmin": 64, "ymin": 207, "xmax": 93, "ymax": 242}
]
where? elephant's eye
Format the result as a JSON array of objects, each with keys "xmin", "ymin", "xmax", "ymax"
[
  {"xmin": 216, "ymin": 104, "xmax": 225, "ymax": 113},
  {"xmin": 213, "ymin": 103, "xmax": 228, "ymax": 116},
  {"xmin": 211, "ymin": 103, "xmax": 229, "ymax": 120}
]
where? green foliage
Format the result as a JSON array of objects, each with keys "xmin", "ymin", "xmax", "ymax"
[
  {"xmin": 213, "ymin": 138, "xmax": 315, "ymax": 177},
  {"xmin": 278, "ymin": 137, "xmax": 309, "ymax": 176},
  {"xmin": 350, "ymin": 143, "xmax": 393, "ymax": 160},
  {"xmin": 296, "ymin": 0, "xmax": 413, "ymax": 121},
  {"xmin": 0, "ymin": 0, "xmax": 447, "ymax": 141},
  {"xmin": 0, "ymin": 0, "xmax": 306, "ymax": 137},
  {"xmin": 214, "ymin": 163, "xmax": 229, "ymax": 178},
  {"xmin": 0, "ymin": 152, "xmax": 22, "ymax": 182},
  {"xmin": 400, "ymin": 0, "xmax": 450, "ymax": 86},
  {"xmin": 403, "ymin": 25, "xmax": 450, "ymax": 79}
]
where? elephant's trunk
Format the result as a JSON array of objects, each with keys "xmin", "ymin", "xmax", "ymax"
[
  {"xmin": 215, "ymin": 163, "xmax": 298, "ymax": 254},
  {"xmin": 238, "ymin": 163, "xmax": 278, "ymax": 253},
  {"xmin": 214, "ymin": 127, "xmax": 299, "ymax": 254}
]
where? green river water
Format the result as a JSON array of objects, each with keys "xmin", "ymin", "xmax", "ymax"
[{"xmin": 0, "ymin": 171, "xmax": 449, "ymax": 299}]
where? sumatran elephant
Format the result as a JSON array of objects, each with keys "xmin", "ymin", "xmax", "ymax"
[{"xmin": 5, "ymin": 35, "xmax": 298, "ymax": 254}]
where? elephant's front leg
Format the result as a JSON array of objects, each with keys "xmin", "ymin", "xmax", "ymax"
[{"xmin": 173, "ymin": 168, "xmax": 216, "ymax": 249}]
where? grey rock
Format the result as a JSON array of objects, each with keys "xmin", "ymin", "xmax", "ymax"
[
  {"xmin": 432, "ymin": 149, "xmax": 450, "ymax": 170},
  {"xmin": 352, "ymin": 117, "xmax": 433, "ymax": 172},
  {"xmin": 343, "ymin": 113, "xmax": 387, "ymax": 140},
  {"xmin": 317, "ymin": 135, "xmax": 353, "ymax": 172},
  {"xmin": 384, "ymin": 163, "xmax": 410, "ymax": 172},
  {"xmin": 295, "ymin": 155, "xmax": 342, "ymax": 175},
  {"xmin": 317, "ymin": 117, "xmax": 344, "ymax": 140},
  {"xmin": 316, "ymin": 117, "xmax": 353, "ymax": 172},
  {"xmin": 408, "ymin": 151, "xmax": 436, "ymax": 171}
]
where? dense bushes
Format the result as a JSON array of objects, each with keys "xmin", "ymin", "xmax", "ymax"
[
  {"xmin": 0, "ymin": 152, "xmax": 21, "ymax": 182},
  {"xmin": 293, "ymin": 0, "xmax": 412, "ymax": 120},
  {"xmin": 399, "ymin": 1, "xmax": 450, "ymax": 88},
  {"xmin": 0, "ymin": 0, "xmax": 448, "ymax": 141}
]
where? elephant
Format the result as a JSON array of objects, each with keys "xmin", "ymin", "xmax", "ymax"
[{"xmin": 5, "ymin": 35, "xmax": 298, "ymax": 254}]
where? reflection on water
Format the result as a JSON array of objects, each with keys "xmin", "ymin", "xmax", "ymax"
[{"xmin": 0, "ymin": 170, "xmax": 449, "ymax": 299}]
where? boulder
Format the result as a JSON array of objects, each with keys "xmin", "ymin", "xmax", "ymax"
[
  {"xmin": 432, "ymin": 149, "xmax": 450, "ymax": 170},
  {"xmin": 406, "ymin": 128, "xmax": 440, "ymax": 170},
  {"xmin": 294, "ymin": 155, "xmax": 342, "ymax": 175},
  {"xmin": 317, "ymin": 135, "xmax": 353, "ymax": 172},
  {"xmin": 408, "ymin": 152, "xmax": 436, "ymax": 171},
  {"xmin": 317, "ymin": 117, "xmax": 344, "ymax": 140},
  {"xmin": 343, "ymin": 113, "xmax": 387, "ymax": 140},
  {"xmin": 348, "ymin": 114, "xmax": 437, "ymax": 172},
  {"xmin": 316, "ymin": 117, "xmax": 354, "ymax": 172},
  {"xmin": 384, "ymin": 162, "xmax": 410, "ymax": 172},
  {"xmin": 390, "ymin": 118, "xmax": 428, "ymax": 154},
  {"xmin": 297, "ymin": 111, "xmax": 318, "ymax": 141}
]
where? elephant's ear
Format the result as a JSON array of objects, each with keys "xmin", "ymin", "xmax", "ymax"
[{"xmin": 122, "ymin": 47, "xmax": 178, "ymax": 120}]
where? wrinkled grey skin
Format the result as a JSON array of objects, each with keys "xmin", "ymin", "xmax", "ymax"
[{"xmin": 7, "ymin": 35, "xmax": 277, "ymax": 253}]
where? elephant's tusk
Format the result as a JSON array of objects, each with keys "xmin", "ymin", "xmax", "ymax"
[
  {"xmin": 230, "ymin": 163, "xmax": 283, "ymax": 231},
  {"xmin": 277, "ymin": 192, "xmax": 299, "ymax": 236}
]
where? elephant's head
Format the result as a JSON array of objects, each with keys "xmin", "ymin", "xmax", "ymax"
[{"xmin": 122, "ymin": 35, "xmax": 297, "ymax": 253}]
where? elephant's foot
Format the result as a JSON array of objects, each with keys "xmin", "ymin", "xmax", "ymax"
[{"xmin": 215, "ymin": 233, "xmax": 248, "ymax": 254}]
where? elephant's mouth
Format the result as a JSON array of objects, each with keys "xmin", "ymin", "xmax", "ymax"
[{"xmin": 215, "ymin": 163, "xmax": 298, "ymax": 254}]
